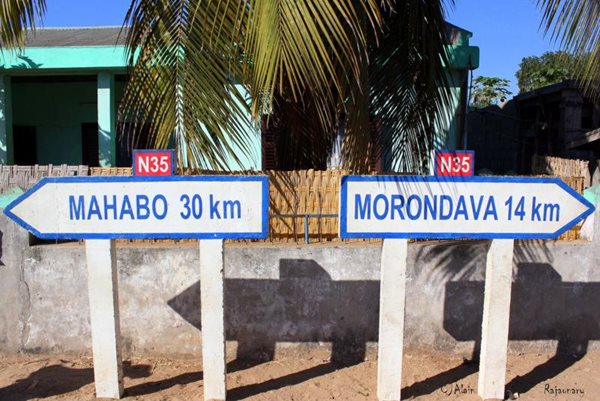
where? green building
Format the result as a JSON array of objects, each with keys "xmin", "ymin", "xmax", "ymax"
[
  {"xmin": 0, "ymin": 27, "xmax": 129, "ymax": 167},
  {"xmin": 0, "ymin": 25, "xmax": 478, "ymax": 171}
]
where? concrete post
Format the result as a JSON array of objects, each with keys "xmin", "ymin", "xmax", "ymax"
[
  {"xmin": 0, "ymin": 75, "xmax": 13, "ymax": 164},
  {"xmin": 200, "ymin": 239, "xmax": 227, "ymax": 401},
  {"xmin": 97, "ymin": 72, "xmax": 116, "ymax": 167},
  {"xmin": 377, "ymin": 238, "xmax": 408, "ymax": 401},
  {"xmin": 85, "ymin": 239, "xmax": 124, "ymax": 399},
  {"xmin": 478, "ymin": 239, "xmax": 514, "ymax": 400}
]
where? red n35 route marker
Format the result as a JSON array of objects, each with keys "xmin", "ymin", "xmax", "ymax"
[
  {"xmin": 435, "ymin": 150, "xmax": 474, "ymax": 177},
  {"xmin": 133, "ymin": 149, "xmax": 175, "ymax": 176}
]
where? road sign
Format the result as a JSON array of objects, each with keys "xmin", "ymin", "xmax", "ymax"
[
  {"xmin": 434, "ymin": 150, "xmax": 474, "ymax": 176},
  {"xmin": 340, "ymin": 175, "xmax": 595, "ymax": 239},
  {"xmin": 133, "ymin": 149, "xmax": 175, "ymax": 176},
  {"xmin": 4, "ymin": 175, "xmax": 268, "ymax": 240}
]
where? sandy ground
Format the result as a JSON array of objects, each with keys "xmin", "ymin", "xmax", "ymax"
[{"xmin": 0, "ymin": 349, "xmax": 598, "ymax": 401}]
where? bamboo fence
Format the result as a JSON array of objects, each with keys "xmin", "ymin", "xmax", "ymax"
[
  {"xmin": 0, "ymin": 164, "xmax": 88, "ymax": 193},
  {"xmin": 532, "ymin": 155, "xmax": 590, "ymax": 186},
  {"xmin": 531, "ymin": 155, "xmax": 589, "ymax": 240}
]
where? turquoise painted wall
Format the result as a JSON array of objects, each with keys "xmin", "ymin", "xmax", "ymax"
[
  {"xmin": 1, "ymin": 35, "xmax": 476, "ymax": 171},
  {"xmin": 0, "ymin": 46, "xmax": 129, "ymax": 71},
  {"xmin": 11, "ymin": 79, "xmax": 125, "ymax": 165},
  {"xmin": 224, "ymin": 85, "xmax": 261, "ymax": 171}
]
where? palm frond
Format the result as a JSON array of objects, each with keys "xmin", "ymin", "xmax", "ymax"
[
  {"xmin": 0, "ymin": 0, "xmax": 45, "ymax": 49},
  {"xmin": 242, "ymin": 0, "xmax": 382, "ymax": 173},
  {"xmin": 340, "ymin": 44, "xmax": 372, "ymax": 173},
  {"xmin": 121, "ymin": 0, "xmax": 383, "ymax": 170},
  {"xmin": 369, "ymin": 0, "xmax": 454, "ymax": 173},
  {"xmin": 537, "ymin": 0, "xmax": 600, "ymax": 97},
  {"xmin": 244, "ymin": 0, "xmax": 381, "ymax": 121},
  {"xmin": 120, "ymin": 0, "xmax": 254, "ymax": 170},
  {"xmin": 121, "ymin": 0, "xmax": 455, "ymax": 173}
]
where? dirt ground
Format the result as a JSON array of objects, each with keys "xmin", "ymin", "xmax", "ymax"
[{"xmin": 0, "ymin": 349, "xmax": 597, "ymax": 401}]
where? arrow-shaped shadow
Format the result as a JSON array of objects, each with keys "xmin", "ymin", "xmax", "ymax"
[
  {"xmin": 444, "ymin": 262, "xmax": 600, "ymax": 394},
  {"xmin": 168, "ymin": 258, "xmax": 380, "ymax": 364}
]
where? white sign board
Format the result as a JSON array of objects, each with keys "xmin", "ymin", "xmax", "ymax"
[
  {"xmin": 5, "ymin": 176, "xmax": 268, "ymax": 239},
  {"xmin": 340, "ymin": 176, "xmax": 594, "ymax": 239}
]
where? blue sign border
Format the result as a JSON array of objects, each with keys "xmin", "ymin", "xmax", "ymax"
[
  {"xmin": 433, "ymin": 150, "xmax": 475, "ymax": 177},
  {"xmin": 339, "ymin": 175, "xmax": 595, "ymax": 240},
  {"xmin": 132, "ymin": 149, "xmax": 176, "ymax": 176},
  {"xmin": 4, "ymin": 175, "xmax": 269, "ymax": 240}
]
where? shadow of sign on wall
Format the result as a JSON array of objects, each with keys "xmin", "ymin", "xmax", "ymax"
[
  {"xmin": 168, "ymin": 258, "xmax": 379, "ymax": 364},
  {"xmin": 444, "ymin": 262, "xmax": 600, "ymax": 393}
]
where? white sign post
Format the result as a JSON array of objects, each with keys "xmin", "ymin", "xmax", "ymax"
[
  {"xmin": 478, "ymin": 239, "xmax": 514, "ymax": 400},
  {"xmin": 200, "ymin": 239, "xmax": 227, "ymax": 401},
  {"xmin": 340, "ymin": 175, "xmax": 594, "ymax": 401},
  {"xmin": 377, "ymin": 238, "xmax": 408, "ymax": 401},
  {"xmin": 86, "ymin": 239, "xmax": 124, "ymax": 398},
  {"xmin": 4, "ymin": 175, "xmax": 269, "ymax": 401}
]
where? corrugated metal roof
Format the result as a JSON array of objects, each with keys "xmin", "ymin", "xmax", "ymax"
[
  {"xmin": 24, "ymin": 26, "xmax": 128, "ymax": 47},
  {"xmin": 26, "ymin": 23, "xmax": 470, "ymax": 47}
]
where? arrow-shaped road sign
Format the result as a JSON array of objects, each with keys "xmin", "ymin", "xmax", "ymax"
[
  {"xmin": 340, "ymin": 176, "xmax": 595, "ymax": 239},
  {"xmin": 4, "ymin": 176, "xmax": 268, "ymax": 240}
]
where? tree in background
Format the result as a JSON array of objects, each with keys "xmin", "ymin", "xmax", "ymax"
[
  {"xmin": 537, "ymin": 0, "xmax": 600, "ymax": 98},
  {"xmin": 0, "ymin": 0, "xmax": 458, "ymax": 173},
  {"xmin": 516, "ymin": 51, "xmax": 584, "ymax": 93},
  {"xmin": 3, "ymin": 0, "xmax": 600, "ymax": 171},
  {"xmin": 121, "ymin": 0, "xmax": 454, "ymax": 173},
  {"xmin": 470, "ymin": 76, "xmax": 513, "ymax": 109}
]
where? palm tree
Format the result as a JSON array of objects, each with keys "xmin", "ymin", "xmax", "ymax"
[
  {"xmin": 4, "ymin": 1, "xmax": 599, "ymax": 171},
  {"xmin": 0, "ymin": 0, "xmax": 45, "ymax": 48},
  {"xmin": 120, "ymin": 0, "xmax": 454, "ymax": 173},
  {"xmin": 537, "ymin": 0, "xmax": 600, "ymax": 97}
]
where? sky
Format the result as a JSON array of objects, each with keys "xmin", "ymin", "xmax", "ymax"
[
  {"xmin": 41, "ymin": 0, "xmax": 559, "ymax": 96},
  {"xmin": 447, "ymin": 0, "xmax": 559, "ymax": 95}
]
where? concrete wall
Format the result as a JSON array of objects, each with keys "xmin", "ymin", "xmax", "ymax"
[{"xmin": 1, "ymin": 213, "xmax": 599, "ymax": 360}]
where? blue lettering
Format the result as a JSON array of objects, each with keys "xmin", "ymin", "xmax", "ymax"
[
  {"xmin": 454, "ymin": 196, "xmax": 469, "ymax": 220},
  {"xmin": 406, "ymin": 195, "xmax": 422, "ymax": 220},
  {"xmin": 119, "ymin": 196, "xmax": 135, "ymax": 219},
  {"xmin": 424, "ymin": 195, "xmax": 437, "ymax": 219},
  {"xmin": 484, "ymin": 197, "xmax": 498, "ymax": 220},
  {"xmin": 87, "ymin": 196, "xmax": 102, "ymax": 220},
  {"xmin": 531, "ymin": 196, "xmax": 541, "ymax": 221},
  {"xmin": 152, "ymin": 195, "xmax": 168, "ymax": 220},
  {"xmin": 373, "ymin": 194, "xmax": 389, "ymax": 220},
  {"xmin": 103, "ymin": 195, "xmax": 117, "ymax": 220},
  {"xmin": 223, "ymin": 199, "xmax": 241, "ymax": 219},
  {"xmin": 439, "ymin": 195, "xmax": 453, "ymax": 220},
  {"xmin": 391, "ymin": 195, "xmax": 405, "ymax": 219},
  {"xmin": 136, "ymin": 195, "xmax": 150, "ymax": 219},
  {"xmin": 543, "ymin": 203, "xmax": 560, "ymax": 222},
  {"xmin": 470, "ymin": 196, "xmax": 483, "ymax": 220},
  {"xmin": 210, "ymin": 194, "xmax": 221, "ymax": 219},
  {"xmin": 69, "ymin": 195, "xmax": 85, "ymax": 220},
  {"xmin": 355, "ymin": 194, "xmax": 371, "ymax": 220}
]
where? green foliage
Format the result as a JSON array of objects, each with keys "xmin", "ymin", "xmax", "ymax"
[
  {"xmin": 516, "ymin": 51, "xmax": 585, "ymax": 93},
  {"xmin": 0, "ymin": 0, "xmax": 45, "ymax": 49},
  {"xmin": 121, "ymin": 0, "xmax": 455, "ymax": 172},
  {"xmin": 470, "ymin": 76, "xmax": 512, "ymax": 109},
  {"xmin": 3, "ymin": 0, "xmax": 454, "ymax": 173},
  {"xmin": 537, "ymin": 0, "xmax": 600, "ymax": 98}
]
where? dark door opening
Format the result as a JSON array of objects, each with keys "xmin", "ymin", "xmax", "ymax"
[
  {"xmin": 13, "ymin": 126, "xmax": 37, "ymax": 165},
  {"xmin": 81, "ymin": 123, "xmax": 99, "ymax": 167}
]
